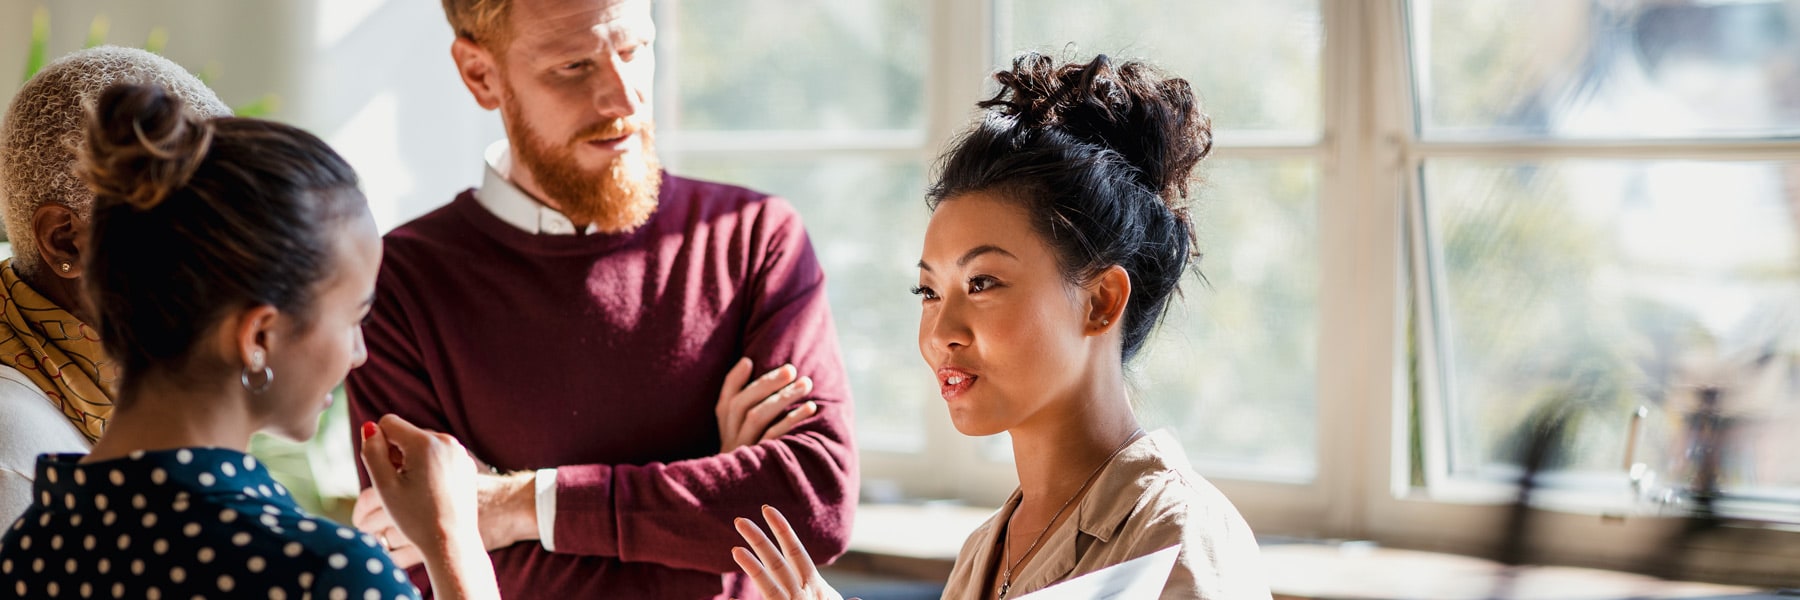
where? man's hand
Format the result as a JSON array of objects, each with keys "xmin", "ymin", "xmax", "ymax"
[
  {"xmin": 355, "ymin": 463, "xmax": 539, "ymax": 568},
  {"xmin": 716, "ymin": 358, "xmax": 818, "ymax": 453}
]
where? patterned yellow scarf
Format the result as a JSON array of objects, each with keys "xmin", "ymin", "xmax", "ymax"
[{"xmin": 0, "ymin": 258, "xmax": 116, "ymax": 443}]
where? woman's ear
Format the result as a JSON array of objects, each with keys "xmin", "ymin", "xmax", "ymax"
[
  {"xmin": 228, "ymin": 304, "xmax": 282, "ymax": 373},
  {"xmin": 31, "ymin": 204, "xmax": 86, "ymax": 279},
  {"xmin": 1085, "ymin": 265, "xmax": 1131, "ymax": 335}
]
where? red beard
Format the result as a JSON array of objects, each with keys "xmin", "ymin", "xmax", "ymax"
[{"xmin": 503, "ymin": 89, "xmax": 663, "ymax": 233}]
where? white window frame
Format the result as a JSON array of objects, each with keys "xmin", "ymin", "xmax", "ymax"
[
  {"xmin": 656, "ymin": 0, "xmax": 1800, "ymax": 584},
  {"xmin": 1365, "ymin": 0, "xmax": 1800, "ymax": 585}
]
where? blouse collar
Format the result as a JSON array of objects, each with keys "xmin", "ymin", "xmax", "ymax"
[{"xmin": 30, "ymin": 447, "xmax": 293, "ymax": 513}]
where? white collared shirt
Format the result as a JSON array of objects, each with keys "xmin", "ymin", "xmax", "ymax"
[
  {"xmin": 475, "ymin": 140, "xmax": 600, "ymax": 236},
  {"xmin": 472, "ymin": 140, "xmax": 571, "ymax": 552}
]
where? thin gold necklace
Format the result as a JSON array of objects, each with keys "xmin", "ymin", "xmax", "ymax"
[{"xmin": 997, "ymin": 428, "xmax": 1144, "ymax": 599}]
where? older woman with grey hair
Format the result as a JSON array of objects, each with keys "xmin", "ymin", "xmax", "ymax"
[{"xmin": 0, "ymin": 46, "xmax": 230, "ymax": 521}]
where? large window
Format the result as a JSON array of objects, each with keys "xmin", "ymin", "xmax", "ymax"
[
  {"xmin": 1411, "ymin": 0, "xmax": 1800, "ymax": 514},
  {"xmin": 1395, "ymin": 0, "xmax": 1800, "ymax": 583},
  {"xmin": 655, "ymin": 0, "xmax": 1800, "ymax": 583}
]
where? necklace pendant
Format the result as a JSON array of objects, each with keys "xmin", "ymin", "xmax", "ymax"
[{"xmin": 998, "ymin": 582, "xmax": 1010, "ymax": 599}]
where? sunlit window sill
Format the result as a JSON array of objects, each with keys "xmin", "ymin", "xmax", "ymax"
[
  {"xmin": 1261, "ymin": 542, "xmax": 1771, "ymax": 600},
  {"xmin": 829, "ymin": 503, "xmax": 1785, "ymax": 600}
]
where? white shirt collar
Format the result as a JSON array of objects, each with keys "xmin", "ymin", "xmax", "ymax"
[{"xmin": 475, "ymin": 140, "xmax": 598, "ymax": 235}]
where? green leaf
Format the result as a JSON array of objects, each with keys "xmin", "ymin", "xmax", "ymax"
[{"xmin": 23, "ymin": 7, "xmax": 49, "ymax": 82}]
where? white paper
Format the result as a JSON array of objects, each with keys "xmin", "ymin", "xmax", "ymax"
[{"xmin": 1014, "ymin": 544, "xmax": 1181, "ymax": 599}]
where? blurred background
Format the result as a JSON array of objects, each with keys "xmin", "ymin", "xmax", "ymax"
[{"xmin": 2, "ymin": 0, "xmax": 1798, "ymax": 596}]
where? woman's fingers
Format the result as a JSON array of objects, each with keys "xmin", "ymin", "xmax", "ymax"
[
  {"xmin": 351, "ymin": 489, "xmax": 406, "ymax": 555},
  {"xmin": 731, "ymin": 546, "xmax": 786, "ymax": 599},
  {"xmin": 376, "ymin": 414, "xmax": 433, "ymax": 450},
  {"xmin": 735, "ymin": 516, "xmax": 802, "ymax": 595},
  {"xmin": 379, "ymin": 525, "xmax": 416, "ymax": 554},
  {"xmin": 386, "ymin": 541, "xmax": 425, "ymax": 569},
  {"xmin": 762, "ymin": 505, "xmax": 819, "ymax": 584},
  {"xmin": 360, "ymin": 421, "xmax": 400, "ymax": 490},
  {"xmin": 353, "ymin": 486, "xmax": 390, "ymax": 529}
]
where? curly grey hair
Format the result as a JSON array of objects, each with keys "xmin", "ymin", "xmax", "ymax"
[{"xmin": 1, "ymin": 46, "xmax": 230, "ymax": 272}]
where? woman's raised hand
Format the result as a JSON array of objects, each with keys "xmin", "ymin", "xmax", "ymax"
[
  {"xmin": 359, "ymin": 414, "xmax": 499, "ymax": 600},
  {"xmin": 359, "ymin": 415, "xmax": 480, "ymax": 554},
  {"xmin": 733, "ymin": 505, "xmax": 852, "ymax": 600}
]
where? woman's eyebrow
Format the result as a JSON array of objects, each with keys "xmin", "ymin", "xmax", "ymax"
[{"xmin": 918, "ymin": 244, "xmax": 1018, "ymax": 273}]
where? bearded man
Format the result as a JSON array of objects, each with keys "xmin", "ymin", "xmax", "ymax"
[{"xmin": 344, "ymin": 0, "xmax": 857, "ymax": 597}]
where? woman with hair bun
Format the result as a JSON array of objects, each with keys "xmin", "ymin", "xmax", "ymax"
[
  {"xmin": 0, "ymin": 82, "xmax": 494, "ymax": 600},
  {"xmin": 731, "ymin": 53, "xmax": 1272, "ymax": 599}
]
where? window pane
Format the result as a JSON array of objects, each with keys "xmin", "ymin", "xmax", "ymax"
[
  {"xmin": 673, "ymin": 156, "xmax": 934, "ymax": 452},
  {"xmin": 1003, "ymin": 0, "xmax": 1322, "ymax": 136},
  {"xmin": 658, "ymin": 0, "xmax": 926, "ymax": 131},
  {"xmin": 1141, "ymin": 159, "xmax": 1320, "ymax": 480},
  {"xmin": 1426, "ymin": 159, "xmax": 1800, "ymax": 507},
  {"xmin": 1412, "ymin": 0, "xmax": 1800, "ymax": 140}
]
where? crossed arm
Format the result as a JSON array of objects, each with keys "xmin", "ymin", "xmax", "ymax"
[
  {"xmin": 362, "ymin": 420, "xmax": 854, "ymax": 600},
  {"xmin": 347, "ymin": 198, "xmax": 857, "ymax": 577},
  {"xmin": 354, "ymin": 358, "xmax": 824, "ymax": 568}
]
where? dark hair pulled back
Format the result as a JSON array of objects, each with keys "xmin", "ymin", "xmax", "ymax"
[
  {"xmin": 927, "ymin": 52, "xmax": 1211, "ymax": 361},
  {"xmin": 77, "ymin": 82, "xmax": 364, "ymax": 381}
]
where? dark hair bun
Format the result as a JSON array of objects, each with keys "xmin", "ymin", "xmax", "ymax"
[
  {"xmin": 79, "ymin": 82, "xmax": 214, "ymax": 210},
  {"xmin": 982, "ymin": 52, "xmax": 1211, "ymax": 207}
]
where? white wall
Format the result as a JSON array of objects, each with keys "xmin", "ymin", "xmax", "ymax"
[{"xmin": 0, "ymin": 0, "xmax": 506, "ymax": 233}]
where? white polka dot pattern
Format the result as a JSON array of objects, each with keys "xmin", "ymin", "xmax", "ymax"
[{"xmin": 1, "ymin": 448, "xmax": 419, "ymax": 600}]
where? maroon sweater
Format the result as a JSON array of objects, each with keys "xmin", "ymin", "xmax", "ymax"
[{"xmin": 347, "ymin": 173, "xmax": 857, "ymax": 599}]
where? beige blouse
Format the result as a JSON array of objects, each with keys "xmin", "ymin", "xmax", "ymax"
[{"xmin": 941, "ymin": 430, "xmax": 1272, "ymax": 600}]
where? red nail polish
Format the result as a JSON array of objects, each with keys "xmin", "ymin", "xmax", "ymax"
[{"xmin": 361, "ymin": 422, "xmax": 377, "ymax": 440}]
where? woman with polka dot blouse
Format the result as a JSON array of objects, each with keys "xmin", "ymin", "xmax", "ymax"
[{"xmin": 0, "ymin": 83, "xmax": 495, "ymax": 600}]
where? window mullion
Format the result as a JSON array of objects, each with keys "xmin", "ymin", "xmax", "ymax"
[
  {"xmin": 1411, "ymin": 138, "xmax": 1800, "ymax": 161},
  {"xmin": 1327, "ymin": 0, "xmax": 1418, "ymax": 541}
]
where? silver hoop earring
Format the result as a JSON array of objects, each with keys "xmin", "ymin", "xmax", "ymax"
[{"xmin": 241, "ymin": 365, "xmax": 275, "ymax": 395}]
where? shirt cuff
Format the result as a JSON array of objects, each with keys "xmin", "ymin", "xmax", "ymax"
[{"xmin": 535, "ymin": 467, "xmax": 558, "ymax": 552}]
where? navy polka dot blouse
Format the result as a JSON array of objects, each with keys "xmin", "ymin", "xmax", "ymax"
[{"xmin": 0, "ymin": 447, "xmax": 418, "ymax": 600}]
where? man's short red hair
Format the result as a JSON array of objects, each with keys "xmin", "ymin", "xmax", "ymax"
[{"xmin": 442, "ymin": 0, "xmax": 514, "ymax": 52}]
